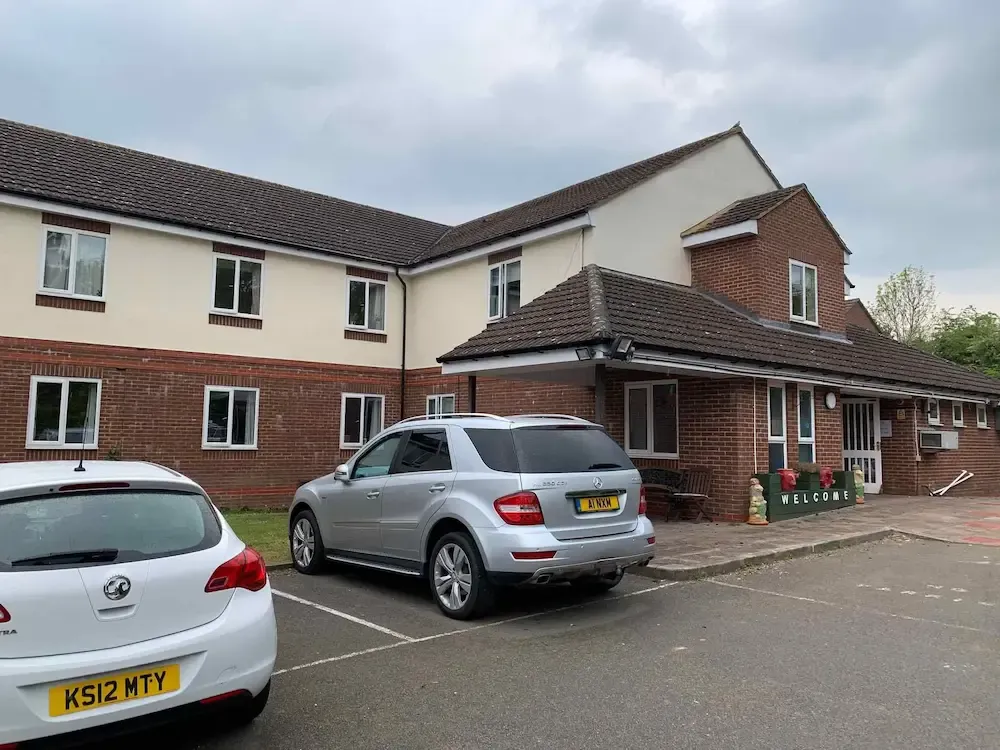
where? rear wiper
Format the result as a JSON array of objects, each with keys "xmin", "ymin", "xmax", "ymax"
[
  {"xmin": 11, "ymin": 548, "xmax": 119, "ymax": 567},
  {"xmin": 587, "ymin": 463, "xmax": 623, "ymax": 470}
]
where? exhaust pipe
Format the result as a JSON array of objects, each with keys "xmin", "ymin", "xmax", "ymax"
[{"xmin": 535, "ymin": 574, "xmax": 552, "ymax": 585}]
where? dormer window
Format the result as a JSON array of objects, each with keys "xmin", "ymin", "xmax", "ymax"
[{"xmin": 789, "ymin": 260, "xmax": 818, "ymax": 325}]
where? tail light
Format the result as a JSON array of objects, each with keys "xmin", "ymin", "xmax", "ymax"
[
  {"xmin": 638, "ymin": 486, "xmax": 648, "ymax": 516},
  {"xmin": 494, "ymin": 492, "xmax": 544, "ymax": 525},
  {"xmin": 205, "ymin": 548, "xmax": 268, "ymax": 593},
  {"xmin": 0, "ymin": 604, "xmax": 9, "ymax": 624},
  {"xmin": 511, "ymin": 550, "xmax": 557, "ymax": 560}
]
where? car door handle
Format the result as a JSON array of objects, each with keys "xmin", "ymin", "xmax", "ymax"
[
  {"xmin": 428, "ymin": 484, "xmax": 448, "ymax": 493},
  {"xmin": 366, "ymin": 490, "xmax": 381, "ymax": 499}
]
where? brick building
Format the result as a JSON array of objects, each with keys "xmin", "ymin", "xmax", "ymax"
[{"xmin": 1, "ymin": 118, "xmax": 998, "ymax": 518}]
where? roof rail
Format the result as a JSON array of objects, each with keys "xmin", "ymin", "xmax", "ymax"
[
  {"xmin": 396, "ymin": 412, "xmax": 507, "ymax": 424},
  {"xmin": 508, "ymin": 414, "xmax": 593, "ymax": 423}
]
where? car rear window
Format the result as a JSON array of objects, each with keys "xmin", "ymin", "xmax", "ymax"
[
  {"xmin": 513, "ymin": 426, "xmax": 635, "ymax": 474},
  {"xmin": 0, "ymin": 490, "xmax": 222, "ymax": 569},
  {"xmin": 464, "ymin": 428, "xmax": 519, "ymax": 473},
  {"xmin": 465, "ymin": 425, "xmax": 635, "ymax": 474}
]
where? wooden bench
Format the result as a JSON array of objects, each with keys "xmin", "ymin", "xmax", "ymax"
[{"xmin": 639, "ymin": 466, "xmax": 713, "ymax": 522}]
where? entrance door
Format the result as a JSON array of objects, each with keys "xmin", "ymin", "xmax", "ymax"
[{"xmin": 842, "ymin": 399, "xmax": 882, "ymax": 494}]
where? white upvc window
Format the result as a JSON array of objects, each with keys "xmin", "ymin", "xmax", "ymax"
[
  {"xmin": 624, "ymin": 380, "xmax": 678, "ymax": 458},
  {"xmin": 27, "ymin": 376, "xmax": 102, "ymax": 449},
  {"xmin": 202, "ymin": 386, "xmax": 259, "ymax": 449},
  {"xmin": 789, "ymin": 260, "xmax": 818, "ymax": 325},
  {"xmin": 39, "ymin": 226, "xmax": 108, "ymax": 300},
  {"xmin": 797, "ymin": 385, "xmax": 815, "ymax": 464},
  {"xmin": 768, "ymin": 380, "xmax": 787, "ymax": 471},
  {"xmin": 212, "ymin": 254, "xmax": 263, "ymax": 316},
  {"xmin": 346, "ymin": 276, "xmax": 386, "ymax": 332},
  {"xmin": 927, "ymin": 398, "xmax": 940, "ymax": 426},
  {"xmin": 427, "ymin": 394, "xmax": 456, "ymax": 416},
  {"xmin": 977, "ymin": 403, "xmax": 989, "ymax": 428},
  {"xmin": 341, "ymin": 393, "xmax": 385, "ymax": 448},
  {"xmin": 488, "ymin": 258, "xmax": 521, "ymax": 320},
  {"xmin": 952, "ymin": 402, "xmax": 964, "ymax": 427}
]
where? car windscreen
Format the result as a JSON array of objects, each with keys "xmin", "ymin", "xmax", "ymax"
[
  {"xmin": 0, "ymin": 489, "xmax": 222, "ymax": 569},
  {"xmin": 511, "ymin": 426, "xmax": 635, "ymax": 474}
]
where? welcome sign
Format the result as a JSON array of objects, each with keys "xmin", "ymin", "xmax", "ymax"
[{"xmin": 768, "ymin": 486, "xmax": 855, "ymax": 521}]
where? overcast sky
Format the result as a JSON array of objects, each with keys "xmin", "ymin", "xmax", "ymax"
[{"xmin": 1, "ymin": 0, "xmax": 996, "ymax": 311}]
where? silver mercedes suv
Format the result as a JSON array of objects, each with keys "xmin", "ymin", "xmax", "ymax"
[{"xmin": 288, "ymin": 414, "xmax": 655, "ymax": 619}]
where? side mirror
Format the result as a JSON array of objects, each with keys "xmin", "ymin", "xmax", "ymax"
[{"xmin": 334, "ymin": 464, "xmax": 350, "ymax": 482}]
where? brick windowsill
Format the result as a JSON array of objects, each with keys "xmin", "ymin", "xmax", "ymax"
[
  {"xmin": 345, "ymin": 329, "xmax": 387, "ymax": 343},
  {"xmin": 36, "ymin": 293, "xmax": 106, "ymax": 313},
  {"xmin": 209, "ymin": 313, "xmax": 263, "ymax": 329}
]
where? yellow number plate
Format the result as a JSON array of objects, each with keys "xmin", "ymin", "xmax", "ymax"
[
  {"xmin": 577, "ymin": 495, "xmax": 620, "ymax": 513},
  {"xmin": 49, "ymin": 664, "xmax": 180, "ymax": 717}
]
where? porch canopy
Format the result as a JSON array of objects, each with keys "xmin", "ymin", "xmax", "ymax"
[{"xmin": 438, "ymin": 265, "xmax": 1000, "ymax": 407}]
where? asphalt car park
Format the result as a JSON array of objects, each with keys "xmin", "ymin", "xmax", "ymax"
[{"xmin": 93, "ymin": 537, "xmax": 999, "ymax": 750}]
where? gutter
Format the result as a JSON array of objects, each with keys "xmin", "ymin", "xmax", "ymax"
[{"xmin": 395, "ymin": 267, "xmax": 407, "ymax": 419}]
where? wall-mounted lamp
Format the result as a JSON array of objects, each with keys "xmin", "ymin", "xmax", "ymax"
[{"xmin": 609, "ymin": 335, "xmax": 635, "ymax": 362}]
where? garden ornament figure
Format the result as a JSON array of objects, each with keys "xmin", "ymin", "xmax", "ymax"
[
  {"xmin": 748, "ymin": 477, "xmax": 768, "ymax": 525},
  {"xmin": 853, "ymin": 464, "xmax": 865, "ymax": 504}
]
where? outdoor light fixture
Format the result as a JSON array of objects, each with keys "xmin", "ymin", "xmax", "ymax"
[
  {"xmin": 609, "ymin": 335, "xmax": 634, "ymax": 362},
  {"xmin": 575, "ymin": 347, "xmax": 593, "ymax": 361}
]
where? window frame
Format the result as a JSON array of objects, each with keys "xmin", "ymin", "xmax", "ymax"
[
  {"xmin": 340, "ymin": 393, "xmax": 386, "ymax": 449},
  {"xmin": 350, "ymin": 431, "xmax": 405, "ymax": 480},
  {"xmin": 38, "ymin": 225, "xmax": 109, "ymax": 301},
  {"xmin": 26, "ymin": 375, "xmax": 103, "ymax": 449},
  {"xmin": 952, "ymin": 401, "xmax": 964, "ymax": 428},
  {"xmin": 977, "ymin": 403, "xmax": 988, "ymax": 429},
  {"xmin": 796, "ymin": 385, "xmax": 815, "ymax": 464},
  {"xmin": 767, "ymin": 380, "xmax": 788, "ymax": 471},
  {"xmin": 487, "ymin": 258, "xmax": 522, "ymax": 321},
  {"xmin": 426, "ymin": 394, "xmax": 456, "ymax": 416},
  {"xmin": 210, "ymin": 253, "xmax": 264, "ymax": 319},
  {"xmin": 201, "ymin": 385, "xmax": 260, "ymax": 450},
  {"xmin": 623, "ymin": 379, "xmax": 679, "ymax": 459},
  {"xmin": 788, "ymin": 259, "xmax": 819, "ymax": 326},
  {"xmin": 344, "ymin": 276, "xmax": 387, "ymax": 333},
  {"xmin": 391, "ymin": 428, "xmax": 453, "ymax": 475},
  {"xmin": 926, "ymin": 398, "xmax": 941, "ymax": 426}
]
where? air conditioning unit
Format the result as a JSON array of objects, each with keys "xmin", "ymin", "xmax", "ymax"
[{"xmin": 919, "ymin": 430, "xmax": 958, "ymax": 451}]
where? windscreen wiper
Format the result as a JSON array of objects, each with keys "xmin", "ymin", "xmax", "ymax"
[
  {"xmin": 587, "ymin": 463, "xmax": 623, "ymax": 470},
  {"xmin": 11, "ymin": 548, "xmax": 119, "ymax": 567}
]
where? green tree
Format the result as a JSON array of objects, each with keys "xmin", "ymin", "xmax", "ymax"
[
  {"xmin": 931, "ymin": 307, "xmax": 1000, "ymax": 378},
  {"xmin": 870, "ymin": 266, "xmax": 938, "ymax": 346}
]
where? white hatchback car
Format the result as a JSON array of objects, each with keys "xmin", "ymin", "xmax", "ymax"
[{"xmin": 0, "ymin": 461, "xmax": 277, "ymax": 747}]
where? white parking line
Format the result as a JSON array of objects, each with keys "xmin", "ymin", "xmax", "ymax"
[
  {"xmin": 272, "ymin": 580, "xmax": 678, "ymax": 677},
  {"xmin": 706, "ymin": 580, "xmax": 994, "ymax": 635},
  {"xmin": 272, "ymin": 589, "xmax": 416, "ymax": 642}
]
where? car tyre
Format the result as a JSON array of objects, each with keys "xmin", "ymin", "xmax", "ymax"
[
  {"xmin": 570, "ymin": 569, "xmax": 625, "ymax": 594},
  {"xmin": 429, "ymin": 531, "xmax": 494, "ymax": 620},
  {"xmin": 233, "ymin": 680, "xmax": 270, "ymax": 726},
  {"xmin": 290, "ymin": 509, "xmax": 325, "ymax": 575}
]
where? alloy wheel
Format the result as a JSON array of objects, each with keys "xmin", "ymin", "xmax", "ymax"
[
  {"xmin": 292, "ymin": 518, "xmax": 315, "ymax": 568},
  {"xmin": 433, "ymin": 543, "xmax": 473, "ymax": 611}
]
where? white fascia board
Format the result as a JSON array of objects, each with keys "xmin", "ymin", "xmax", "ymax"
[
  {"xmin": 0, "ymin": 192, "xmax": 395, "ymax": 273},
  {"xmin": 844, "ymin": 249, "xmax": 851, "ymax": 266},
  {"xmin": 404, "ymin": 214, "xmax": 593, "ymax": 276},
  {"xmin": 629, "ymin": 351, "xmax": 993, "ymax": 402},
  {"xmin": 681, "ymin": 219, "xmax": 758, "ymax": 249},
  {"xmin": 439, "ymin": 346, "xmax": 603, "ymax": 375}
]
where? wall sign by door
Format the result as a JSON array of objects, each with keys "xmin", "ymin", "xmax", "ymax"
[{"xmin": 880, "ymin": 420, "xmax": 892, "ymax": 438}]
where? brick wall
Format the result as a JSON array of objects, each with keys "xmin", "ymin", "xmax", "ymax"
[
  {"xmin": 0, "ymin": 337, "xmax": 400, "ymax": 508},
  {"xmin": 782, "ymin": 385, "xmax": 842, "ymax": 470},
  {"xmin": 691, "ymin": 191, "xmax": 847, "ymax": 334},
  {"xmin": 689, "ymin": 235, "xmax": 762, "ymax": 315},
  {"xmin": 915, "ymin": 398, "xmax": 1000, "ymax": 495},
  {"xmin": 879, "ymin": 398, "xmax": 918, "ymax": 495}
]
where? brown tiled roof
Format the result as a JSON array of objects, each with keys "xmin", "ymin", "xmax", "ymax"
[
  {"xmin": 440, "ymin": 265, "xmax": 1000, "ymax": 398},
  {"xmin": 0, "ymin": 119, "xmax": 449, "ymax": 265},
  {"xmin": 681, "ymin": 184, "xmax": 803, "ymax": 236},
  {"xmin": 412, "ymin": 125, "xmax": 773, "ymax": 264}
]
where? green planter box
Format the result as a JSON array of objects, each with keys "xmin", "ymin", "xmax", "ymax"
[
  {"xmin": 796, "ymin": 472, "xmax": 821, "ymax": 491},
  {"xmin": 755, "ymin": 472, "xmax": 855, "ymax": 522}
]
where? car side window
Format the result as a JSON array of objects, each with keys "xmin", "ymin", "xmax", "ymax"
[
  {"xmin": 394, "ymin": 430, "xmax": 451, "ymax": 474},
  {"xmin": 351, "ymin": 434, "xmax": 403, "ymax": 479}
]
